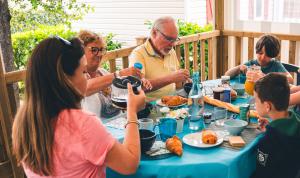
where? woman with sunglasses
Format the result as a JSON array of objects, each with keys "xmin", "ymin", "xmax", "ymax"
[
  {"xmin": 12, "ymin": 36, "xmax": 145, "ymax": 177},
  {"xmin": 78, "ymin": 30, "xmax": 151, "ymax": 119}
]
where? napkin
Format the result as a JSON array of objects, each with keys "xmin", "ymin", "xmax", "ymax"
[
  {"xmin": 228, "ymin": 136, "xmax": 246, "ymax": 147},
  {"xmin": 203, "ymin": 96, "xmax": 259, "ymax": 118}
]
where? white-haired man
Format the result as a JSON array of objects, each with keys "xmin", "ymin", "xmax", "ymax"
[{"xmin": 129, "ymin": 16, "xmax": 190, "ymax": 100}]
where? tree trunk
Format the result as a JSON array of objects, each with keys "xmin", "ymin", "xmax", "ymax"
[
  {"xmin": 0, "ymin": 0, "xmax": 19, "ymax": 115},
  {"xmin": 0, "ymin": 1, "xmax": 23, "ymax": 177}
]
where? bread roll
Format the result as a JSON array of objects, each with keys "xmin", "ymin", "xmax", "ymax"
[{"xmin": 202, "ymin": 130, "xmax": 217, "ymax": 144}]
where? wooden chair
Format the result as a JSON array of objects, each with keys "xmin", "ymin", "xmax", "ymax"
[{"xmin": 282, "ymin": 62, "xmax": 300, "ymax": 85}]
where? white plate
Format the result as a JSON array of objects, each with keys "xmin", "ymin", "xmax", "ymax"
[
  {"xmin": 183, "ymin": 131, "xmax": 224, "ymax": 148},
  {"xmin": 156, "ymin": 99, "xmax": 187, "ymax": 108}
]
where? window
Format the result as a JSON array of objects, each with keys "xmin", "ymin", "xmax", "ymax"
[{"xmin": 238, "ymin": 0, "xmax": 300, "ymax": 23}]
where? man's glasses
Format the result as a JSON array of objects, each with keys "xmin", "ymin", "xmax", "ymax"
[
  {"xmin": 88, "ymin": 46, "xmax": 107, "ymax": 56},
  {"xmin": 156, "ymin": 29, "xmax": 180, "ymax": 43}
]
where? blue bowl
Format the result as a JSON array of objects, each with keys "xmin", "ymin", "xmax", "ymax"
[
  {"xmin": 224, "ymin": 119, "xmax": 248, "ymax": 135},
  {"xmin": 139, "ymin": 129, "xmax": 156, "ymax": 153}
]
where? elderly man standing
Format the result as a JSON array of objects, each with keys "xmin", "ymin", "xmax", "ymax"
[{"xmin": 129, "ymin": 16, "xmax": 190, "ymax": 100}]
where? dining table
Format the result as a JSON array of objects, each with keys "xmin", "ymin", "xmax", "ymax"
[{"xmin": 105, "ymin": 78, "xmax": 263, "ymax": 178}]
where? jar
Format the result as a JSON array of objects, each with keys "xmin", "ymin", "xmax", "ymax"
[
  {"xmin": 212, "ymin": 87, "xmax": 225, "ymax": 100},
  {"xmin": 203, "ymin": 112, "xmax": 212, "ymax": 124}
]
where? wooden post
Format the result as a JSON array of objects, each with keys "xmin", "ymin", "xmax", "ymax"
[
  {"xmin": 215, "ymin": 0, "xmax": 224, "ymax": 77},
  {"xmin": 192, "ymin": 41, "xmax": 198, "ymax": 72},
  {"xmin": 109, "ymin": 59, "xmax": 117, "ymax": 73},
  {"xmin": 122, "ymin": 56, "xmax": 129, "ymax": 69},
  {"xmin": 248, "ymin": 37, "xmax": 254, "ymax": 59},
  {"xmin": 235, "ymin": 37, "xmax": 242, "ymax": 66},
  {"xmin": 207, "ymin": 38, "xmax": 213, "ymax": 80},
  {"xmin": 184, "ymin": 43, "xmax": 190, "ymax": 70},
  {"xmin": 0, "ymin": 49, "xmax": 24, "ymax": 178},
  {"xmin": 175, "ymin": 45, "xmax": 182, "ymax": 64},
  {"xmin": 200, "ymin": 40, "xmax": 206, "ymax": 81},
  {"xmin": 289, "ymin": 41, "xmax": 296, "ymax": 64}
]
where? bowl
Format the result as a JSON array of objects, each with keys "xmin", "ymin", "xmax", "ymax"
[
  {"xmin": 224, "ymin": 119, "xmax": 248, "ymax": 135},
  {"xmin": 137, "ymin": 103, "xmax": 153, "ymax": 119},
  {"xmin": 139, "ymin": 129, "xmax": 156, "ymax": 153},
  {"xmin": 232, "ymin": 83, "xmax": 245, "ymax": 96},
  {"xmin": 184, "ymin": 82, "xmax": 192, "ymax": 94}
]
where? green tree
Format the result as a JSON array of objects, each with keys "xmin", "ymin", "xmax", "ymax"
[{"xmin": 9, "ymin": 0, "xmax": 93, "ymax": 33}]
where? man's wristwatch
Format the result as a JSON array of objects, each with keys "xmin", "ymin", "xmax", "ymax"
[{"xmin": 114, "ymin": 71, "xmax": 120, "ymax": 78}]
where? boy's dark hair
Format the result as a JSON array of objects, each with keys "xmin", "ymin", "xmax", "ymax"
[
  {"xmin": 254, "ymin": 73, "xmax": 290, "ymax": 111},
  {"xmin": 255, "ymin": 34, "xmax": 280, "ymax": 58}
]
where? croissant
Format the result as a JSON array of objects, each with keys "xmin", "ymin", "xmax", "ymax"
[
  {"xmin": 202, "ymin": 130, "xmax": 217, "ymax": 144},
  {"xmin": 166, "ymin": 135, "xmax": 183, "ymax": 156},
  {"xmin": 161, "ymin": 96, "xmax": 187, "ymax": 106}
]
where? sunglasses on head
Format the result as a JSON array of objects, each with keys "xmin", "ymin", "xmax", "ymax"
[
  {"xmin": 54, "ymin": 36, "xmax": 73, "ymax": 47},
  {"xmin": 87, "ymin": 46, "xmax": 107, "ymax": 55}
]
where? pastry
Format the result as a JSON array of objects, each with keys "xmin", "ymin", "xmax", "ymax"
[
  {"xmin": 161, "ymin": 96, "xmax": 187, "ymax": 106},
  {"xmin": 202, "ymin": 130, "xmax": 217, "ymax": 144},
  {"xmin": 166, "ymin": 135, "xmax": 183, "ymax": 156}
]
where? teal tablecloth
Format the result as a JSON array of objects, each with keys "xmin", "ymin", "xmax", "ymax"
[{"xmin": 106, "ymin": 78, "xmax": 263, "ymax": 178}]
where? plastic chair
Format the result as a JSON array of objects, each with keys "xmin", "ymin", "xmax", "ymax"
[{"xmin": 282, "ymin": 62, "xmax": 300, "ymax": 85}]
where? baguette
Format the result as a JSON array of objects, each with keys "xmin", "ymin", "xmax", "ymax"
[{"xmin": 203, "ymin": 96, "xmax": 258, "ymax": 118}]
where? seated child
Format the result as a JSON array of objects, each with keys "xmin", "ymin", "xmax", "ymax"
[
  {"xmin": 225, "ymin": 34, "xmax": 293, "ymax": 83},
  {"xmin": 251, "ymin": 73, "xmax": 300, "ymax": 178}
]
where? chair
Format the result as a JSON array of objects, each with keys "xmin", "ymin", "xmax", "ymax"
[{"xmin": 282, "ymin": 62, "xmax": 300, "ymax": 85}]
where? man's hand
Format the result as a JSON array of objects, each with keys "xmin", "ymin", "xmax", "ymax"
[
  {"xmin": 171, "ymin": 69, "xmax": 190, "ymax": 83},
  {"xmin": 120, "ymin": 67, "xmax": 142, "ymax": 78}
]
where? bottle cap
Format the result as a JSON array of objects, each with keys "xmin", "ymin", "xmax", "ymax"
[{"xmin": 134, "ymin": 62, "xmax": 143, "ymax": 70}]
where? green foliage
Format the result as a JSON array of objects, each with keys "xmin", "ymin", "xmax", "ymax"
[
  {"xmin": 12, "ymin": 25, "xmax": 122, "ymax": 96},
  {"xmin": 9, "ymin": 0, "xmax": 93, "ymax": 33},
  {"xmin": 145, "ymin": 20, "xmax": 213, "ymax": 78},
  {"xmin": 105, "ymin": 33, "xmax": 122, "ymax": 51},
  {"xmin": 12, "ymin": 25, "xmax": 76, "ymax": 69},
  {"xmin": 102, "ymin": 33, "xmax": 122, "ymax": 71},
  {"xmin": 177, "ymin": 20, "xmax": 213, "ymax": 36}
]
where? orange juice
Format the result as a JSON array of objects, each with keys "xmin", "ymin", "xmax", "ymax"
[{"xmin": 244, "ymin": 80, "xmax": 254, "ymax": 96}]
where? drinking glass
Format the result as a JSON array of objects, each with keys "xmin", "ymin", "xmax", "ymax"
[
  {"xmin": 188, "ymin": 115, "xmax": 205, "ymax": 131},
  {"xmin": 213, "ymin": 107, "xmax": 228, "ymax": 127},
  {"xmin": 245, "ymin": 65, "xmax": 261, "ymax": 96}
]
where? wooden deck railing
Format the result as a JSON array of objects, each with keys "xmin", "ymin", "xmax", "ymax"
[{"xmin": 1, "ymin": 29, "xmax": 300, "ymax": 178}]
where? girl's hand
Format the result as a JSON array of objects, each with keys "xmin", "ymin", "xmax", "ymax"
[{"xmin": 127, "ymin": 83, "xmax": 146, "ymax": 114}]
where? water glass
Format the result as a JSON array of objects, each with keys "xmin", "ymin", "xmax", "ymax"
[
  {"xmin": 213, "ymin": 107, "xmax": 228, "ymax": 126},
  {"xmin": 203, "ymin": 83, "xmax": 215, "ymax": 97},
  {"xmin": 188, "ymin": 115, "xmax": 205, "ymax": 131},
  {"xmin": 139, "ymin": 118, "xmax": 154, "ymax": 130}
]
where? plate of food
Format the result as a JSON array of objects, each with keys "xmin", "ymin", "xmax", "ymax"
[
  {"xmin": 182, "ymin": 130, "xmax": 224, "ymax": 148},
  {"xmin": 156, "ymin": 96, "xmax": 188, "ymax": 108}
]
